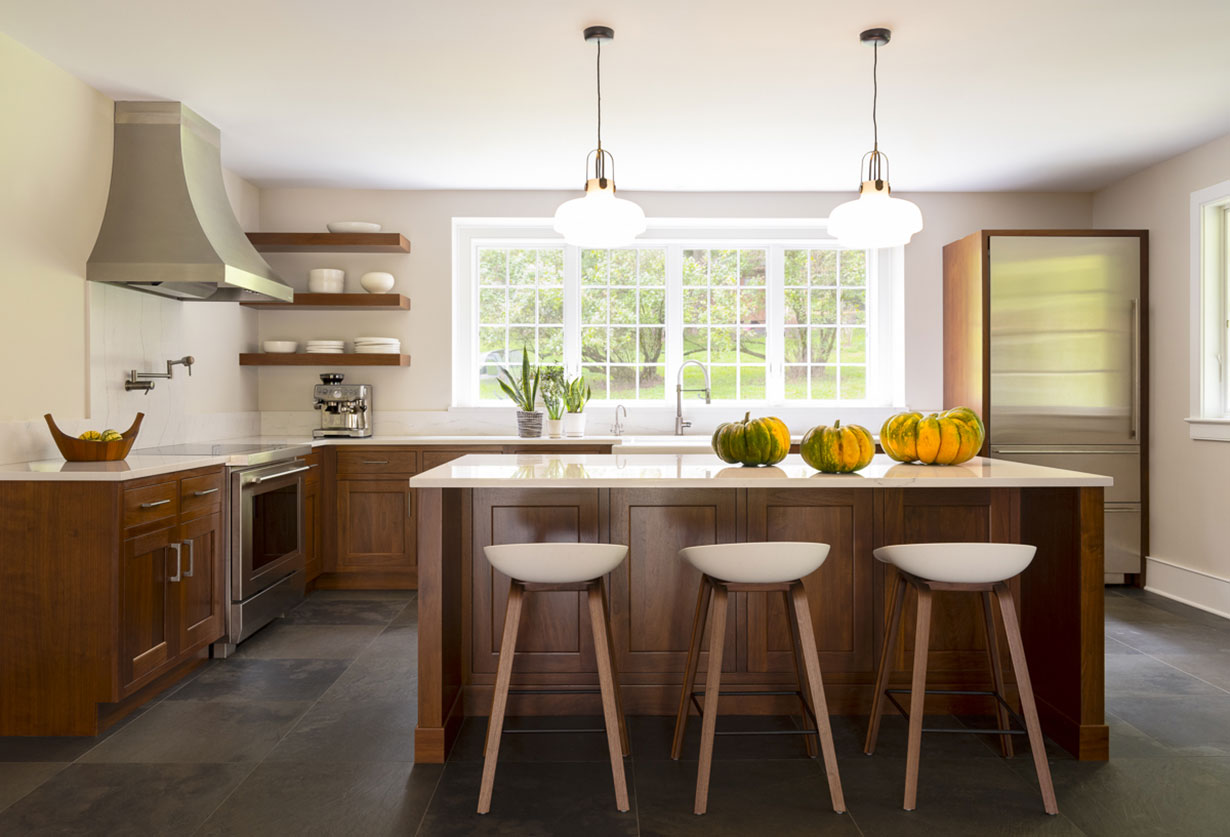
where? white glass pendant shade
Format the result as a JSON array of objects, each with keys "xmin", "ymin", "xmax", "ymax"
[
  {"xmin": 828, "ymin": 180, "xmax": 923, "ymax": 249},
  {"xmin": 553, "ymin": 178, "xmax": 646, "ymax": 249}
]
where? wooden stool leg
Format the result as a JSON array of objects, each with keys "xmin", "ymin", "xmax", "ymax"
[
  {"xmin": 785, "ymin": 590, "xmax": 818, "ymax": 758},
  {"xmin": 994, "ymin": 583, "xmax": 1059, "ymax": 815},
  {"xmin": 693, "ymin": 583, "xmax": 728, "ymax": 815},
  {"xmin": 865, "ymin": 572, "xmax": 907, "ymax": 755},
  {"xmin": 588, "ymin": 581, "xmax": 630, "ymax": 812},
  {"xmin": 789, "ymin": 582, "xmax": 846, "ymax": 814},
  {"xmin": 672, "ymin": 576, "xmax": 712, "ymax": 760},
  {"xmin": 597, "ymin": 577, "xmax": 630, "ymax": 757},
  {"xmin": 903, "ymin": 584, "xmax": 932, "ymax": 812},
  {"xmin": 478, "ymin": 580, "xmax": 524, "ymax": 814},
  {"xmin": 980, "ymin": 590, "xmax": 1015, "ymax": 758}
]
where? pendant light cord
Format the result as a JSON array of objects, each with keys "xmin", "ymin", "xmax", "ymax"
[
  {"xmin": 595, "ymin": 39, "xmax": 604, "ymax": 179},
  {"xmin": 870, "ymin": 40, "xmax": 880, "ymax": 181}
]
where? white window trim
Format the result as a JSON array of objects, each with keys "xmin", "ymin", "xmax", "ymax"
[
  {"xmin": 1188, "ymin": 180, "xmax": 1230, "ymax": 441},
  {"xmin": 452, "ymin": 217, "xmax": 907, "ymax": 418}
]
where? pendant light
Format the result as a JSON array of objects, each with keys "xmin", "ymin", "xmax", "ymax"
[
  {"xmin": 828, "ymin": 28, "xmax": 923, "ymax": 249},
  {"xmin": 553, "ymin": 26, "xmax": 646, "ymax": 249}
]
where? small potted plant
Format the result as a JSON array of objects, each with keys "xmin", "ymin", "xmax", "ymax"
[
  {"xmin": 541, "ymin": 367, "xmax": 566, "ymax": 438},
  {"xmin": 562, "ymin": 374, "xmax": 591, "ymax": 437},
  {"xmin": 497, "ymin": 348, "xmax": 542, "ymax": 438}
]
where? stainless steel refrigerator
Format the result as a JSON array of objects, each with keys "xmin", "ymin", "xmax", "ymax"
[{"xmin": 943, "ymin": 231, "xmax": 1149, "ymax": 581}]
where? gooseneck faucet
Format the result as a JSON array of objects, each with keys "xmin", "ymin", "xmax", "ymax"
[
  {"xmin": 611, "ymin": 404, "xmax": 628, "ymax": 436},
  {"xmin": 675, "ymin": 360, "xmax": 711, "ymax": 435}
]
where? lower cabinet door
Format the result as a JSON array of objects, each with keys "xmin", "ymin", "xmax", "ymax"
[
  {"xmin": 120, "ymin": 526, "xmax": 177, "ymax": 691},
  {"xmin": 336, "ymin": 479, "xmax": 416, "ymax": 572},
  {"xmin": 304, "ymin": 477, "xmax": 322, "ymax": 582},
  {"xmin": 176, "ymin": 512, "xmax": 226, "ymax": 653}
]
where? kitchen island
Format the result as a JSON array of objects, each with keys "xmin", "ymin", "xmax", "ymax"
[{"xmin": 410, "ymin": 453, "xmax": 1111, "ymax": 764}]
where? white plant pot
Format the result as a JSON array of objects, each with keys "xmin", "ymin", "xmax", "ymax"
[
  {"xmin": 545, "ymin": 418, "xmax": 564, "ymax": 438},
  {"xmin": 563, "ymin": 412, "xmax": 586, "ymax": 437}
]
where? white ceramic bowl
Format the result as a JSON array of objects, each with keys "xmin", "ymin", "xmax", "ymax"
[
  {"xmin": 307, "ymin": 268, "xmax": 345, "ymax": 293},
  {"xmin": 327, "ymin": 221, "xmax": 382, "ymax": 234},
  {"xmin": 262, "ymin": 340, "xmax": 298, "ymax": 354},
  {"xmin": 359, "ymin": 271, "xmax": 396, "ymax": 294}
]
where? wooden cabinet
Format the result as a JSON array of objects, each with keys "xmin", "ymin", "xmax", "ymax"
[
  {"xmin": 303, "ymin": 453, "xmax": 323, "ymax": 584},
  {"xmin": 177, "ymin": 512, "xmax": 225, "ymax": 653},
  {"xmin": 120, "ymin": 526, "xmax": 177, "ymax": 690},
  {"xmin": 337, "ymin": 479, "xmax": 416, "ymax": 574}
]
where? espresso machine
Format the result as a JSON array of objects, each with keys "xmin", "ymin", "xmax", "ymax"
[{"xmin": 312, "ymin": 374, "xmax": 373, "ymax": 438}]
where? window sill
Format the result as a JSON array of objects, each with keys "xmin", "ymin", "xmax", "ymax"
[{"xmin": 1185, "ymin": 417, "xmax": 1230, "ymax": 441}]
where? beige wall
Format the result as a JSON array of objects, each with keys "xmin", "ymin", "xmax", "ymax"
[
  {"xmin": 256, "ymin": 188, "xmax": 1091, "ymax": 421},
  {"xmin": 0, "ymin": 32, "xmax": 263, "ymax": 462},
  {"xmin": 1093, "ymin": 132, "xmax": 1230, "ymax": 586}
]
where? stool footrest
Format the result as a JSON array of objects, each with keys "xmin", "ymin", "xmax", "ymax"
[
  {"xmin": 689, "ymin": 689, "xmax": 820, "ymax": 732},
  {"xmin": 507, "ymin": 688, "xmax": 600, "ymax": 696},
  {"xmin": 503, "ymin": 727, "xmax": 606, "ymax": 735},
  {"xmin": 883, "ymin": 687, "xmax": 1028, "ymax": 736}
]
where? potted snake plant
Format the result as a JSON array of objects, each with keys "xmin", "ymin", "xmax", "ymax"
[
  {"xmin": 562, "ymin": 374, "xmax": 591, "ymax": 438},
  {"xmin": 541, "ymin": 367, "xmax": 566, "ymax": 438},
  {"xmin": 497, "ymin": 349, "xmax": 542, "ymax": 438}
]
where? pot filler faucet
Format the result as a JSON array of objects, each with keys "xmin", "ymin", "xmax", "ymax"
[
  {"xmin": 125, "ymin": 356, "xmax": 194, "ymax": 394},
  {"xmin": 675, "ymin": 360, "xmax": 711, "ymax": 435}
]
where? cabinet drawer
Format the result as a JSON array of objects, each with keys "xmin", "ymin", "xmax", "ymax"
[
  {"xmin": 420, "ymin": 447, "xmax": 503, "ymax": 470},
  {"xmin": 180, "ymin": 473, "xmax": 224, "ymax": 521},
  {"xmin": 337, "ymin": 449, "xmax": 418, "ymax": 476},
  {"xmin": 123, "ymin": 481, "xmax": 180, "ymax": 529}
]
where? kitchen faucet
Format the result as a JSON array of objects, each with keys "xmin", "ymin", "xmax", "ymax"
[
  {"xmin": 611, "ymin": 404, "xmax": 628, "ymax": 436},
  {"xmin": 675, "ymin": 360, "xmax": 711, "ymax": 435},
  {"xmin": 125, "ymin": 356, "xmax": 195, "ymax": 393}
]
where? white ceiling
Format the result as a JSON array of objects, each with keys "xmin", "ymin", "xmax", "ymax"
[{"xmin": 4, "ymin": 0, "xmax": 1230, "ymax": 192}]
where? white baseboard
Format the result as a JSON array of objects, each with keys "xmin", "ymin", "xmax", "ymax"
[{"xmin": 1144, "ymin": 557, "xmax": 1230, "ymax": 620}]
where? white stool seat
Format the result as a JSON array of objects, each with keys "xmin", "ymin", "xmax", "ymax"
[
  {"xmin": 679, "ymin": 542, "xmax": 830, "ymax": 585},
  {"xmin": 873, "ymin": 543, "xmax": 1036, "ymax": 584},
  {"xmin": 483, "ymin": 542, "xmax": 629, "ymax": 584}
]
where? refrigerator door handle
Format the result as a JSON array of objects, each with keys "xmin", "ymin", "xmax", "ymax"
[{"xmin": 1130, "ymin": 297, "xmax": 1141, "ymax": 440}]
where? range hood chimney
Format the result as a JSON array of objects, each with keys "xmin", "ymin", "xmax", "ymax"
[{"xmin": 87, "ymin": 101, "xmax": 293, "ymax": 302}]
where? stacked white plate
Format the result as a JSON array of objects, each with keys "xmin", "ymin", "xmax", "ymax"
[
  {"xmin": 305, "ymin": 340, "xmax": 345, "ymax": 354},
  {"xmin": 353, "ymin": 336, "xmax": 401, "ymax": 354}
]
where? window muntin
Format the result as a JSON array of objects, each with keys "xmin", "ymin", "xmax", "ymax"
[
  {"xmin": 681, "ymin": 248, "xmax": 767, "ymax": 401},
  {"xmin": 476, "ymin": 247, "xmax": 564, "ymax": 400},
  {"xmin": 782, "ymin": 248, "xmax": 868, "ymax": 400},
  {"xmin": 581, "ymin": 248, "xmax": 667, "ymax": 401}
]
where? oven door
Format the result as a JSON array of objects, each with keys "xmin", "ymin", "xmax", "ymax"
[{"xmin": 233, "ymin": 459, "xmax": 307, "ymax": 602}]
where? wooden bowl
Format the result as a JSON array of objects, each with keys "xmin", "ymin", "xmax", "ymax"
[{"xmin": 44, "ymin": 413, "xmax": 144, "ymax": 462}]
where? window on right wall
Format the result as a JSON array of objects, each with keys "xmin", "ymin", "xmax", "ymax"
[{"xmin": 1189, "ymin": 179, "xmax": 1230, "ymax": 440}]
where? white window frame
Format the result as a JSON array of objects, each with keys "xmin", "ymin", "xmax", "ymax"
[
  {"xmin": 1187, "ymin": 180, "xmax": 1230, "ymax": 440},
  {"xmin": 452, "ymin": 217, "xmax": 905, "ymax": 413}
]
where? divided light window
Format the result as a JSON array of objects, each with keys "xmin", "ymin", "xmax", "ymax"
[{"xmin": 459, "ymin": 224, "xmax": 896, "ymax": 407}]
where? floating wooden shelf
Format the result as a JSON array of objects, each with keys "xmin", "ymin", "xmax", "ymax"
[
  {"xmin": 247, "ymin": 232, "xmax": 411, "ymax": 253},
  {"xmin": 239, "ymin": 353, "xmax": 410, "ymax": 367},
  {"xmin": 241, "ymin": 293, "xmax": 411, "ymax": 311}
]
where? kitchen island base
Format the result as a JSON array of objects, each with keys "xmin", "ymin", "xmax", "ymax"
[{"xmin": 414, "ymin": 472, "xmax": 1107, "ymax": 764}]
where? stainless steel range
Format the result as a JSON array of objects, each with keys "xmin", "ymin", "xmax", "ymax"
[{"xmin": 138, "ymin": 441, "xmax": 311, "ymax": 654}]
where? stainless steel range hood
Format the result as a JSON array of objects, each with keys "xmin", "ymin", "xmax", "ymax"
[{"xmin": 87, "ymin": 102, "xmax": 293, "ymax": 302}]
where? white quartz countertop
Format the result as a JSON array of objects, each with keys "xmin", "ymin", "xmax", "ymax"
[{"xmin": 407, "ymin": 453, "xmax": 1114, "ymax": 489}]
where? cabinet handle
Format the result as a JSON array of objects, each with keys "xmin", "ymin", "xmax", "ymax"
[
  {"xmin": 361, "ymin": 459, "xmax": 389, "ymax": 465},
  {"xmin": 169, "ymin": 542, "xmax": 182, "ymax": 583},
  {"xmin": 140, "ymin": 498, "xmax": 171, "ymax": 509},
  {"xmin": 192, "ymin": 488, "xmax": 219, "ymax": 497},
  {"xmin": 182, "ymin": 539, "xmax": 194, "ymax": 577}
]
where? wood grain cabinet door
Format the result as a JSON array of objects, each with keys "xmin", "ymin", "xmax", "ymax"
[
  {"xmin": 176, "ymin": 512, "xmax": 226, "ymax": 654},
  {"xmin": 608, "ymin": 489, "xmax": 739, "ymax": 675},
  {"xmin": 745, "ymin": 488, "xmax": 875, "ymax": 676},
  {"xmin": 337, "ymin": 479, "xmax": 416, "ymax": 572},
  {"xmin": 120, "ymin": 526, "xmax": 177, "ymax": 692},
  {"xmin": 303, "ymin": 477, "xmax": 321, "ymax": 582}
]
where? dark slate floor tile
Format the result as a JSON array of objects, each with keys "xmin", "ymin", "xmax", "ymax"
[
  {"xmin": 955, "ymin": 714, "xmax": 1071, "ymax": 761},
  {"xmin": 1105, "ymin": 619, "xmax": 1230, "ymax": 656},
  {"xmin": 360, "ymin": 621, "xmax": 418, "ymax": 659},
  {"xmin": 1104, "ymin": 712, "xmax": 1180, "ymax": 759},
  {"xmin": 631, "ymin": 714, "xmax": 819, "ymax": 761},
  {"xmin": 0, "ymin": 763, "xmax": 66, "ymax": 813},
  {"xmin": 78, "ymin": 700, "xmax": 310, "ymax": 764},
  {"xmin": 1104, "ymin": 653, "xmax": 1225, "ymax": 697},
  {"xmin": 450, "ymin": 716, "xmax": 620, "ymax": 763},
  {"xmin": 265, "ymin": 698, "xmax": 416, "ymax": 763},
  {"xmin": 387, "ymin": 594, "xmax": 419, "ymax": 628},
  {"xmin": 318, "ymin": 654, "xmax": 416, "ymax": 704},
  {"xmin": 1104, "ymin": 693, "xmax": 1230, "ymax": 756},
  {"xmin": 1146, "ymin": 651, "xmax": 1230, "ymax": 692},
  {"xmin": 830, "ymin": 712, "xmax": 999, "ymax": 760},
  {"xmin": 0, "ymin": 737, "xmax": 104, "ymax": 763},
  {"xmin": 837, "ymin": 755, "xmax": 1081, "ymax": 836},
  {"xmin": 1009, "ymin": 756, "xmax": 1230, "ymax": 837},
  {"xmin": 282, "ymin": 597, "xmax": 407, "ymax": 626},
  {"xmin": 1113, "ymin": 589, "xmax": 1230, "ymax": 630},
  {"xmin": 1104, "ymin": 636, "xmax": 1143, "ymax": 655},
  {"xmin": 167, "ymin": 658, "xmax": 349, "ymax": 703},
  {"xmin": 195, "ymin": 761, "xmax": 440, "ymax": 837},
  {"xmin": 307, "ymin": 590, "xmax": 415, "ymax": 602},
  {"xmin": 634, "ymin": 757, "xmax": 856, "ymax": 836},
  {"xmin": 0, "ymin": 762, "xmax": 250, "ymax": 836},
  {"xmin": 236, "ymin": 623, "xmax": 382, "ymax": 660},
  {"xmin": 417, "ymin": 759, "xmax": 637, "ymax": 837}
]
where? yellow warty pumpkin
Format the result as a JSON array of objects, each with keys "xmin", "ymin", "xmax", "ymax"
[{"xmin": 880, "ymin": 406, "xmax": 985, "ymax": 465}]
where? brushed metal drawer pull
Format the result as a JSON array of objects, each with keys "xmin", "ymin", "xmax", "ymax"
[
  {"xmin": 192, "ymin": 488, "xmax": 219, "ymax": 497},
  {"xmin": 169, "ymin": 542, "xmax": 182, "ymax": 582},
  {"xmin": 140, "ymin": 499, "xmax": 171, "ymax": 509},
  {"xmin": 361, "ymin": 459, "xmax": 389, "ymax": 465},
  {"xmin": 182, "ymin": 539, "xmax": 194, "ymax": 577}
]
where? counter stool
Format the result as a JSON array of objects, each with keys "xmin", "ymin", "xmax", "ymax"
[
  {"xmin": 865, "ymin": 542, "xmax": 1057, "ymax": 815},
  {"xmin": 671, "ymin": 542, "xmax": 845, "ymax": 816},
  {"xmin": 478, "ymin": 542, "xmax": 631, "ymax": 814}
]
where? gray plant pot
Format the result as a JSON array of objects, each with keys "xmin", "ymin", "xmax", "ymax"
[{"xmin": 516, "ymin": 410, "xmax": 543, "ymax": 438}]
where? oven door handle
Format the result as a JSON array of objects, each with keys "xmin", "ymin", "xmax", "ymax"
[{"xmin": 251, "ymin": 465, "xmax": 310, "ymax": 484}]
